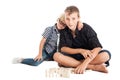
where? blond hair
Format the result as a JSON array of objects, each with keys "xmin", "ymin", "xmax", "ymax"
[{"xmin": 57, "ymin": 13, "xmax": 65, "ymax": 23}]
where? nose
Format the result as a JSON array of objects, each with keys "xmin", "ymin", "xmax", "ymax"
[{"xmin": 69, "ymin": 19, "xmax": 73, "ymax": 25}]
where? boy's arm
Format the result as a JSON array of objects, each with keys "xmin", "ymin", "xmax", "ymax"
[
  {"xmin": 34, "ymin": 27, "xmax": 52, "ymax": 61},
  {"xmin": 61, "ymin": 47, "xmax": 80, "ymax": 54},
  {"xmin": 61, "ymin": 47, "xmax": 93, "ymax": 59},
  {"xmin": 34, "ymin": 37, "xmax": 46, "ymax": 61},
  {"xmin": 74, "ymin": 47, "xmax": 101, "ymax": 74}
]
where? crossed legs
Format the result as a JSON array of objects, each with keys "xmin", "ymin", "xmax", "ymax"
[{"xmin": 53, "ymin": 51, "xmax": 110, "ymax": 73}]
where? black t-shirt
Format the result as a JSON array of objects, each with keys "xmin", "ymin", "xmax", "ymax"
[{"xmin": 59, "ymin": 23, "xmax": 102, "ymax": 51}]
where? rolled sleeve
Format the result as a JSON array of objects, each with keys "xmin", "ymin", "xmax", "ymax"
[
  {"xmin": 86, "ymin": 25, "xmax": 102, "ymax": 49},
  {"xmin": 42, "ymin": 27, "xmax": 52, "ymax": 39}
]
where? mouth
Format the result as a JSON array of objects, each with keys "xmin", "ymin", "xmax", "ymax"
[{"xmin": 69, "ymin": 25, "xmax": 73, "ymax": 27}]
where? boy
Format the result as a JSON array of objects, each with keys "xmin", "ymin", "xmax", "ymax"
[
  {"xmin": 12, "ymin": 14, "xmax": 66, "ymax": 66},
  {"xmin": 53, "ymin": 6, "xmax": 111, "ymax": 74}
]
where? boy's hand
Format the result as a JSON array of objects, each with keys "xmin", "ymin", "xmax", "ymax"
[
  {"xmin": 77, "ymin": 21, "xmax": 83, "ymax": 30},
  {"xmin": 80, "ymin": 49, "xmax": 93, "ymax": 59},
  {"xmin": 34, "ymin": 54, "xmax": 42, "ymax": 61},
  {"xmin": 74, "ymin": 62, "xmax": 87, "ymax": 74}
]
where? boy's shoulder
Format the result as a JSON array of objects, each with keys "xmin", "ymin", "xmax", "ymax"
[
  {"xmin": 83, "ymin": 22, "xmax": 90, "ymax": 27},
  {"xmin": 82, "ymin": 22, "xmax": 93, "ymax": 30},
  {"xmin": 45, "ymin": 26, "xmax": 54, "ymax": 29},
  {"xmin": 44, "ymin": 26, "xmax": 54, "ymax": 31},
  {"xmin": 43, "ymin": 25, "xmax": 56, "ymax": 34}
]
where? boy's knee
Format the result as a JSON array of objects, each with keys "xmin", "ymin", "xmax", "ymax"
[
  {"xmin": 53, "ymin": 52, "xmax": 61, "ymax": 61},
  {"xmin": 99, "ymin": 50, "xmax": 111, "ymax": 60}
]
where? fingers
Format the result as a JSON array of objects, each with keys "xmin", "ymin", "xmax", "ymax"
[
  {"xmin": 84, "ymin": 50, "xmax": 93, "ymax": 59},
  {"xmin": 74, "ymin": 68, "xmax": 84, "ymax": 74},
  {"xmin": 34, "ymin": 57, "xmax": 42, "ymax": 61},
  {"xmin": 87, "ymin": 52, "xmax": 93, "ymax": 59},
  {"xmin": 34, "ymin": 57, "xmax": 38, "ymax": 61},
  {"xmin": 83, "ymin": 53, "xmax": 87, "ymax": 59},
  {"xmin": 74, "ymin": 66, "xmax": 84, "ymax": 74},
  {"xmin": 82, "ymin": 51, "xmax": 90, "ymax": 59}
]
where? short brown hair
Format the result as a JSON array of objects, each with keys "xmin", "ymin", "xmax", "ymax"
[{"xmin": 65, "ymin": 5, "xmax": 80, "ymax": 17}]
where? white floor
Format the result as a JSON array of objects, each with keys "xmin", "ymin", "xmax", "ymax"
[
  {"xmin": 2, "ymin": 60, "xmax": 118, "ymax": 80},
  {"xmin": 0, "ymin": 0, "xmax": 119, "ymax": 80}
]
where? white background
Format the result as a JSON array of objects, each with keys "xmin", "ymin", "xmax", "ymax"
[{"xmin": 0, "ymin": 0, "xmax": 120, "ymax": 80}]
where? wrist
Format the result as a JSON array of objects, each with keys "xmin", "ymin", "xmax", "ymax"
[
  {"xmin": 83, "ymin": 57, "xmax": 91, "ymax": 65},
  {"xmin": 77, "ymin": 48, "xmax": 83, "ymax": 53},
  {"xmin": 38, "ymin": 52, "xmax": 42, "ymax": 56}
]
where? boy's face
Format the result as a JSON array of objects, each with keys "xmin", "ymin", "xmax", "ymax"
[
  {"xmin": 57, "ymin": 19, "xmax": 66, "ymax": 30},
  {"xmin": 65, "ymin": 12, "xmax": 79, "ymax": 31}
]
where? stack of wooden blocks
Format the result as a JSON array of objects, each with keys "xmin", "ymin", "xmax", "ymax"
[{"xmin": 45, "ymin": 67, "xmax": 75, "ymax": 78}]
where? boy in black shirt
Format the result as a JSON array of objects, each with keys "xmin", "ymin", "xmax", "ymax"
[{"xmin": 53, "ymin": 6, "xmax": 111, "ymax": 74}]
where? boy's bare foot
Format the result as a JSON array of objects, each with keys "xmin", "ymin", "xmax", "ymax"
[{"xmin": 92, "ymin": 64, "xmax": 108, "ymax": 73}]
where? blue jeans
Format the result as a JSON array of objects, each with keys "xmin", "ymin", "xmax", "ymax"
[{"xmin": 21, "ymin": 50, "xmax": 55, "ymax": 66}]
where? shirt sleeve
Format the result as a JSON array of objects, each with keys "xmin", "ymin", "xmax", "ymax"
[
  {"xmin": 42, "ymin": 27, "xmax": 52, "ymax": 39},
  {"xmin": 85, "ymin": 23, "xmax": 103, "ymax": 49}
]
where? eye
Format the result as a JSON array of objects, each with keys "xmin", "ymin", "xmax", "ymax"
[
  {"xmin": 59, "ymin": 20, "xmax": 66, "ymax": 26},
  {"xmin": 66, "ymin": 18, "xmax": 69, "ymax": 21},
  {"xmin": 72, "ymin": 18, "xmax": 75, "ymax": 20}
]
